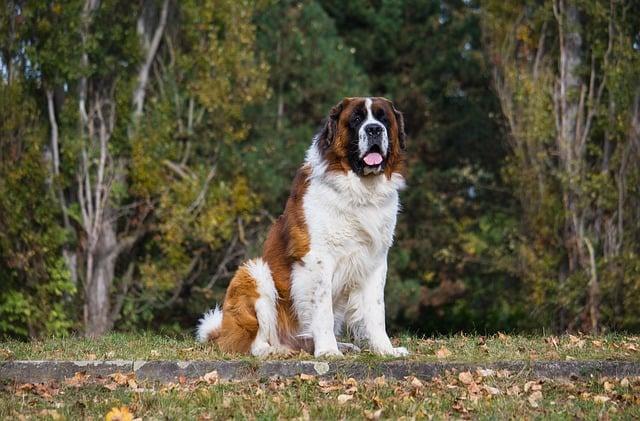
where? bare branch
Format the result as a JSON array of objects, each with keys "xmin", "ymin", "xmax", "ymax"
[{"xmin": 133, "ymin": 0, "xmax": 170, "ymax": 118}]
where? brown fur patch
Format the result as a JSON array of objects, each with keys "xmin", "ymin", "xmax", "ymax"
[
  {"xmin": 262, "ymin": 165, "xmax": 311, "ymax": 347},
  {"xmin": 213, "ymin": 264, "xmax": 260, "ymax": 354}
]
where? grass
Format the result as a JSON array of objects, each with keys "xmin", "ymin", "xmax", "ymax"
[
  {"xmin": 1, "ymin": 333, "xmax": 639, "ymax": 419},
  {"xmin": 1, "ymin": 366, "xmax": 639, "ymax": 419},
  {"xmin": 1, "ymin": 331, "xmax": 639, "ymax": 362}
]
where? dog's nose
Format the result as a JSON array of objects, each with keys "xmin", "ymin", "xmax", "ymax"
[{"xmin": 365, "ymin": 124, "xmax": 383, "ymax": 137}]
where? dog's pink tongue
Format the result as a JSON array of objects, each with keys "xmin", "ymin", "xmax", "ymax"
[{"xmin": 363, "ymin": 152, "xmax": 383, "ymax": 166}]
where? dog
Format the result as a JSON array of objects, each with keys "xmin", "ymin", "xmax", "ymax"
[{"xmin": 197, "ymin": 97, "xmax": 408, "ymax": 358}]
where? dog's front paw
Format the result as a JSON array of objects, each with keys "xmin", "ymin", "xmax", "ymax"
[
  {"xmin": 390, "ymin": 346, "xmax": 410, "ymax": 357},
  {"xmin": 373, "ymin": 346, "xmax": 410, "ymax": 357},
  {"xmin": 314, "ymin": 348, "xmax": 344, "ymax": 359}
]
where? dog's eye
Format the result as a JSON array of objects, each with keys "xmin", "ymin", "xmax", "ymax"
[
  {"xmin": 352, "ymin": 114, "xmax": 362, "ymax": 124},
  {"xmin": 375, "ymin": 109, "xmax": 388, "ymax": 123}
]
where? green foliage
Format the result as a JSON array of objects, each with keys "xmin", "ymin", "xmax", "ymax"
[
  {"xmin": 0, "ymin": 82, "xmax": 75, "ymax": 338},
  {"xmin": 247, "ymin": 0, "xmax": 370, "ymax": 208}
]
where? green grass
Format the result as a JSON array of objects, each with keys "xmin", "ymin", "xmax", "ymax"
[
  {"xmin": 1, "ymin": 333, "xmax": 639, "ymax": 419},
  {"xmin": 1, "ymin": 332, "xmax": 639, "ymax": 362},
  {"xmin": 1, "ymin": 367, "xmax": 639, "ymax": 420}
]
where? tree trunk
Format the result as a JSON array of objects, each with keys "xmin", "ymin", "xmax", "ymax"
[{"xmin": 84, "ymin": 210, "xmax": 117, "ymax": 337}]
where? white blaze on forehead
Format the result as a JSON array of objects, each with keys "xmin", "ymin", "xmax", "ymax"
[{"xmin": 358, "ymin": 98, "xmax": 389, "ymax": 159}]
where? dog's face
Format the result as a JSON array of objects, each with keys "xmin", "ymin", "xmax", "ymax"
[{"xmin": 317, "ymin": 97, "xmax": 406, "ymax": 177}]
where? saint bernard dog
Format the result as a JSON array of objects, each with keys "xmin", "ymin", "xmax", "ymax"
[{"xmin": 197, "ymin": 97, "xmax": 408, "ymax": 358}]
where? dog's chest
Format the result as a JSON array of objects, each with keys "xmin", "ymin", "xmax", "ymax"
[{"xmin": 303, "ymin": 175, "xmax": 399, "ymax": 271}]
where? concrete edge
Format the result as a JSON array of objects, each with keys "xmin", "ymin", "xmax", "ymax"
[{"xmin": 1, "ymin": 360, "xmax": 639, "ymax": 384}]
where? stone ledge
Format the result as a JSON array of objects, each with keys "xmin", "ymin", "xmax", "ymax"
[{"xmin": 1, "ymin": 360, "xmax": 638, "ymax": 384}]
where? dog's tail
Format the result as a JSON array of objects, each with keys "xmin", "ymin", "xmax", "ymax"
[{"xmin": 196, "ymin": 305, "xmax": 224, "ymax": 343}]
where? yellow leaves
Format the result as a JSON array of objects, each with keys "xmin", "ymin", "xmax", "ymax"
[{"xmin": 105, "ymin": 406, "xmax": 134, "ymax": 421}]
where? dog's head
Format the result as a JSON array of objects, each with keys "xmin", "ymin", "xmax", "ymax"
[{"xmin": 315, "ymin": 97, "xmax": 406, "ymax": 177}]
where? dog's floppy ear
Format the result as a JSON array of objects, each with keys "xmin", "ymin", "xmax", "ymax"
[
  {"xmin": 391, "ymin": 103, "xmax": 407, "ymax": 150},
  {"xmin": 318, "ymin": 99, "xmax": 346, "ymax": 150}
]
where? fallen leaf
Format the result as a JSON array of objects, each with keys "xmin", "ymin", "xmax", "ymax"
[
  {"xmin": 38, "ymin": 409, "xmax": 62, "ymax": 420},
  {"xmin": 568, "ymin": 335, "xmax": 586, "ymax": 348},
  {"xmin": 528, "ymin": 391, "xmax": 543, "ymax": 408},
  {"xmin": 87, "ymin": 353, "xmax": 97, "ymax": 360},
  {"xmin": 484, "ymin": 385, "xmax": 501, "ymax": 395},
  {"xmin": 337, "ymin": 394, "xmax": 353, "ymax": 404},
  {"xmin": 593, "ymin": 395, "xmax": 610, "ymax": 404},
  {"xmin": 344, "ymin": 377, "xmax": 358, "ymax": 387},
  {"xmin": 105, "ymin": 406, "xmax": 134, "ymax": 421},
  {"xmin": 410, "ymin": 377, "xmax": 424, "ymax": 388},
  {"xmin": 435, "ymin": 347, "xmax": 452, "ymax": 359},
  {"xmin": 299, "ymin": 373, "xmax": 315, "ymax": 382},
  {"xmin": 603, "ymin": 381, "xmax": 614, "ymax": 392},
  {"xmin": 620, "ymin": 378, "xmax": 630, "ymax": 388},
  {"xmin": 103, "ymin": 382, "xmax": 118, "ymax": 391},
  {"xmin": 110, "ymin": 372, "xmax": 131, "ymax": 386},
  {"xmin": 65, "ymin": 371, "xmax": 89, "ymax": 388},
  {"xmin": 364, "ymin": 409, "xmax": 383, "ymax": 420},
  {"xmin": 373, "ymin": 375, "xmax": 386, "ymax": 386},
  {"xmin": 524, "ymin": 381, "xmax": 542, "ymax": 392},
  {"xmin": 507, "ymin": 385, "xmax": 521, "ymax": 396},
  {"xmin": 497, "ymin": 332, "xmax": 508, "ymax": 341},
  {"xmin": 476, "ymin": 368, "xmax": 495, "ymax": 377},
  {"xmin": 458, "ymin": 371, "xmax": 474, "ymax": 385},
  {"xmin": 202, "ymin": 370, "xmax": 219, "ymax": 385}
]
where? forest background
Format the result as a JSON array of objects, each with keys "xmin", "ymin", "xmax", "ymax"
[{"xmin": 1, "ymin": 0, "xmax": 639, "ymax": 339}]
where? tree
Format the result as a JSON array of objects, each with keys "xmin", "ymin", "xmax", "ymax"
[
  {"xmin": 1, "ymin": 0, "xmax": 269, "ymax": 337},
  {"xmin": 483, "ymin": 0, "xmax": 640, "ymax": 332}
]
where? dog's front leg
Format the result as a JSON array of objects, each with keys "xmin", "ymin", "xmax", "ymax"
[
  {"xmin": 349, "ymin": 260, "xmax": 409, "ymax": 357},
  {"xmin": 292, "ymin": 257, "xmax": 342, "ymax": 358}
]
